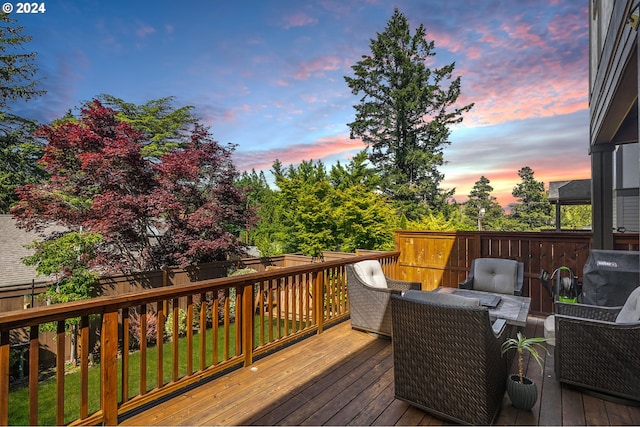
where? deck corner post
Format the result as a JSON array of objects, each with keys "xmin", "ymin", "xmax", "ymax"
[
  {"xmin": 101, "ymin": 308, "xmax": 119, "ymax": 425},
  {"xmin": 0, "ymin": 331, "xmax": 9, "ymax": 426}
]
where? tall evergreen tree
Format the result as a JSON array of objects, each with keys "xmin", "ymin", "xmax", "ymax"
[
  {"xmin": 510, "ymin": 166, "xmax": 552, "ymax": 230},
  {"xmin": 0, "ymin": 13, "xmax": 47, "ymax": 212},
  {"xmin": 0, "ymin": 13, "xmax": 45, "ymax": 115},
  {"xmin": 344, "ymin": 8, "xmax": 473, "ymax": 218}
]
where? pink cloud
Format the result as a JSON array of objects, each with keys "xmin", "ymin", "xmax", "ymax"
[
  {"xmin": 281, "ymin": 12, "xmax": 318, "ymax": 29},
  {"xmin": 294, "ymin": 56, "xmax": 343, "ymax": 79},
  {"xmin": 234, "ymin": 135, "xmax": 364, "ymax": 172},
  {"xmin": 136, "ymin": 24, "xmax": 155, "ymax": 38}
]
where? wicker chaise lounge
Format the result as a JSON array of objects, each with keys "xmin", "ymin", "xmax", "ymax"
[
  {"xmin": 555, "ymin": 286, "xmax": 640, "ymax": 403},
  {"xmin": 346, "ymin": 260, "xmax": 420, "ymax": 337},
  {"xmin": 391, "ymin": 290, "xmax": 509, "ymax": 425}
]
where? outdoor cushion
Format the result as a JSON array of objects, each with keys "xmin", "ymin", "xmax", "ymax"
[
  {"xmin": 615, "ymin": 286, "xmax": 640, "ymax": 323},
  {"xmin": 352, "ymin": 260, "xmax": 388, "ymax": 288},
  {"xmin": 402, "ymin": 289, "xmax": 480, "ymax": 307},
  {"xmin": 473, "ymin": 258, "xmax": 519, "ymax": 294}
]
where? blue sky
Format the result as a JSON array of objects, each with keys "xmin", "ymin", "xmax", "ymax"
[{"xmin": 10, "ymin": 0, "xmax": 590, "ymax": 207}]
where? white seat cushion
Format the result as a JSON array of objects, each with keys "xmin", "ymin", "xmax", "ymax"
[
  {"xmin": 353, "ymin": 260, "xmax": 388, "ymax": 288},
  {"xmin": 616, "ymin": 286, "xmax": 640, "ymax": 323},
  {"xmin": 544, "ymin": 315, "xmax": 555, "ymax": 346}
]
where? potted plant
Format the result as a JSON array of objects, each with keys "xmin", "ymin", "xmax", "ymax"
[{"xmin": 500, "ymin": 331, "xmax": 549, "ymax": 410}]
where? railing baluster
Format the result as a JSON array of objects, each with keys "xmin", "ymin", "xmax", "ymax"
[
  {"xmin": 223, "ymin": 290, "xmax": 230, "ymax": 360},
  {"xmin": 157, "ymin": 301, "xmax": 164, "ymax": 388},
  {"xmin": 139, "ymin": 304, "xmax": 147, "ymax": 395},
  {"xmin": 258, "ymin": 281, "xmax": 265, "ymax": 346},
  {"xmin": 29, "ymin": 326, "xmax": 39, "ymax": 426},
  {"xmin": 199, "ymin": 292, "xmax": 206, "ymax": 372},
  {"xmin": 212, "ymin": 292, "xmax": 218, "ymax": 365},
  {"xmin": 234, "ymin": 286, "xmax": 241, "ymax": 357},
  {"xmin": 80, "ymin": 316, "xmax": 89, "ymax": 420},
  {"xmin": 186, "ymin": 295, "xmax": 193, "ymax": 376},
  {"xmin": 241, "ymin": 283, "xmax": 253, "ymax": 367},
  {"xmin": 314, "ymin": 271, "xmax": 324, "ymax": 334},
  {"xmin": 284, "ymin": 277, "xmax": 290, "ymax": 337},
  {"xmin": 121, "ymin": 307, "xmax": 129, "ymax": 403},
  {"xmin": 268, "ymin": 280, "xmax": 274, "ymax": 342},
  {"xmin": 56, "ymin": 321, "xmax": 65, "ymax": 426},
  {"xmin": 172, "ymin": 298, "xmax": 179, "ymax": 382}
]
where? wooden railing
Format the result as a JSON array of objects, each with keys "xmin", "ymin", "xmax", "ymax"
[
  {"xmin": 395, "ymin": 230, "xmax": 639, "ymax": 315},
  {"xmin": 0, "ymin": 251, "xmax": 399, "ymax": 426}
]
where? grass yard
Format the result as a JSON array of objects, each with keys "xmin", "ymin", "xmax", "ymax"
[{"xmin": 8, "ymin": 316, "xmax": 301, "ymax": 425}]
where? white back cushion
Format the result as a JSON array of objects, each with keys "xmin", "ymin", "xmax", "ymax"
[
  {"xmin": 616, "ymin": 286, "xmax": 640, "ymax": 323},
  {"xmin": 353, "ymin": 260, "xmax": 387, "ymax": 288}
]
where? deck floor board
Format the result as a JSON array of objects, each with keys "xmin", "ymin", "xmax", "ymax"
[{"xmin": 120, "ymin": 317, "xmax": 639, "ymax": 426}]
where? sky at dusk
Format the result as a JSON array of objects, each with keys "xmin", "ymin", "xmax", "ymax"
[{"xmin": 9, "ymin": 0, "xmax": 590, "ymax": 208}]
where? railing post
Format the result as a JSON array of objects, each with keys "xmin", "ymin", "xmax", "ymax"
[
  {"xmin": 29, "ymin": 326, "xmax": 39, "ymax": 426},
  {"xmin": 0, "ymin": 331, "xmax": 8, "ymax": 426},
  {"xmin": 241, "ymin": 283, "xmax": 254, "ymax": 367},
  {"xmin": 101, "ymin": 308, "xmax": 119, "ymax": 425},
  {"xmin": 313, "ymin": 271, "xmax": 324, "ymax": 334}
]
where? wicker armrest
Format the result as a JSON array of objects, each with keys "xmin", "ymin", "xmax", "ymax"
[
  {"xmin": 386, "ymin": 278, "xmax": 421, "ymax": 292},
  {"xmin": 492, "ymin": 318, "xmax": 507, "ymax": 336},
  {"xmin": 556, "ymin": 302, "xmax": 621, "ymax": 322},
  {"xmin": 458, "ymin": 276, "xmax": 473, "ymax": 290}
]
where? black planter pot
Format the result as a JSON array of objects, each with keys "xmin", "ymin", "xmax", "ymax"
[{"xmin": 506, "ymin": 374, "xmax": 538, "ymax": 410}]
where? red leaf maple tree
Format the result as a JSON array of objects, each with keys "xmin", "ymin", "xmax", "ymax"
[{"xmin": 12, "ymin": 100, "xmax": 255, "ymax": 273}]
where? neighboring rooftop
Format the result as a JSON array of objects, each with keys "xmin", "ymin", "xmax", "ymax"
[
  {"xmin": 0, "ymin": 215, "xmax": 53, "ymax": 288},
  {"xmin": 548, "ymin": 179, "xmax": 592, "ymax": 205}
]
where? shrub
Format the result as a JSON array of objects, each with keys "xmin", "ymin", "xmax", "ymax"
[
  {"xmin": 165, "ymin": 308, "xmax": 188, "ymax": 338},
  {"xmin": 128, "ymin": 310, "xmax": 158, "ymax": 349}
]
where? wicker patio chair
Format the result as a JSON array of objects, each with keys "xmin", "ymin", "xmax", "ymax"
[
  {"xmin": 391, "ymin": 290, "xmax": 509, "ymax": 425},
  {"xmin": 460, "ymin": 257, "xmax": 524, "ymax": 295},
  {"xmin": 555, "ymin": 286, "xmax": 640, "ymax": 403},
  {"xmin": 346, "ymin": 260, "xmax": 420, "ymax": 337}
]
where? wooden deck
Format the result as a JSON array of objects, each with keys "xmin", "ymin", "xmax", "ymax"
[{"xmin": 120, "ymin": 316, "xmax": 640, "ymax": 426}]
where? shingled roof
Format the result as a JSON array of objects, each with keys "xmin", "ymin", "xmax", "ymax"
[
  {"xmin": 548, "ymin": 179, "xmax": 592, "ymax": 205},
  {"xmin": 0, "ymin": 215, "xmax": 55, "ymax": 288}
]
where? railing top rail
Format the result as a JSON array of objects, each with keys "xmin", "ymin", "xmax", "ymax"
[
  {"xmin": 0, "ymin": 251, "xmax": 399, "ymax": 331},
  {"xmin": 396, "ymin": 230, "xmax": 596, "ymax": 238}
]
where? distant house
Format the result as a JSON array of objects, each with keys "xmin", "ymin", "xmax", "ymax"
[
  {"xmin": 548, "ymin": 179, "xmax": 592, "ymax": 230},
  {"xmin": 0, "ymin": 215, "xmax": 54, "ymax": 310},
  {"xmin": 589, "ymin": 1, "xmax": 640, "ymax": 247}
]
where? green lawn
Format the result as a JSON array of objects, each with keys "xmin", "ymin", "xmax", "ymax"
[{"xmin": 8, "ymin": 316, "xmax": 300, "ymax": 425}]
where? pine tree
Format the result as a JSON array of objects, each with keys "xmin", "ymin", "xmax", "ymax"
[
  {"xmin": 510, "ymin": 166, "xmax": 552, "ymax": 230},
  {"xmin": 0, "ymin": 13, "xmax": 45, "ymax": 115},
  {"xmin": 464, "ymin": 176, "xmax": 504, "ymax": 230},
  {"xmin": 0, "ymin": 13, "xmax": 47, "ymax": 212}
]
